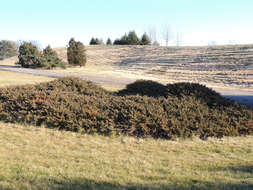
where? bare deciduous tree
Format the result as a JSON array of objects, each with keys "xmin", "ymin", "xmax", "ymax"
[
  {"xmin": 162, "ymin": 24, "xmax": 172, "ymax": 46},
  {"xmin": 176, "ymin": 32, "xmax": 183, "ymax": 46},
  {"xmin": 148, "ymin": 26, "xmax": 157, "ymax": 45}
]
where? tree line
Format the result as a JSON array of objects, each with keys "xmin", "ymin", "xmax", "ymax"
[{"xmin": 90, "ymin": 31, "xmax": 151, "ymax": 46}]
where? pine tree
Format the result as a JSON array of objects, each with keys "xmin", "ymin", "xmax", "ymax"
[
  {"xmin": 141, "ymin": 33, "xmax": 151, "ymax": 45},
  {"xmin": 106, "ymin": 38, "xmax": 112, "ymax": 45},
  {"xmin": 90, "ymin": 38, "xmax": 97, "ymax": 45},
  {"xmin": 17, "ymin": 42, "xmax": 41, "ymax": 68},
  {"xmin": 42, "ymin": 45, "xmax": 67, "ymax": 69},
  {"xmin": 127, "ymin": 31, "xmax": 140, "ymax": 45},
  {"xmin": 0, "ymin": 40, "xmax": 18, "ymax": 60},
  {"xmin": 67, "ymin": 38, "xmax": 86, "ymax": 66}
]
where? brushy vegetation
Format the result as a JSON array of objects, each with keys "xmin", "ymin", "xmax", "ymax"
[
  {"xmin": 17, "ymin": 42, "xmax": 67, "ymax": 69},
  {"xmin": 0, "ymin": 77, "xmax": 252, "ymax": 139},
  {"xmin": 0, "ymin": 40, "xmax": 18, "ymax": 60}
]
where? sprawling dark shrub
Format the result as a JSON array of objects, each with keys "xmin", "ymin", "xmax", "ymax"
[
  {"xmin": 0, "ymin": 40, "xmax": 18, "ymax": 60},
  {"xmin": 67, "ymin": 38, "xmax": 86, "ymax": 66},
  {"xmin": 0, "ymin": 78, "xmax": 252, "ymax": 140},
  {"xmin": 166, "ymin": 83, "xmax": 230, "ymax": 107},
  {"xmin": 17, "ymin": 42, "xmax": 42, "ymax": 68}
]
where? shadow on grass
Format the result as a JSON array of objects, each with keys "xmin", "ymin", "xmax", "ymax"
[
  {"xmin": 0, "ymin": 177, "xmax": 253, "ymax": 190},
  {"xmin": 225, "ymin": 95, "xmax": 253, "ymax": 108}
]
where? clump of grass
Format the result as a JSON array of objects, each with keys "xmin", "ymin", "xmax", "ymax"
[{"xmin": 0, "ymin": 77, "xmax": 252, "ymax": 139}]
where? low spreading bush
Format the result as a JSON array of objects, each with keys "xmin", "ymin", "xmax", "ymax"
[{"xmin": 0, "ymin": 78, "xmax": 252, "ymax": 139}]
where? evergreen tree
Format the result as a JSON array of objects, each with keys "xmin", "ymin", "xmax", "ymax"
[
  {"xmin": 89, "ymin": 38, "xmax": 97, "ymax": 45},
  {"xmin": 42, "ymin": 45, "xmax": 67, "ymax": 69},
  {"xmin": 0, "ymin": 40, "xmax": 18, "ymax": 60},
  {"xmin": 127, "ymin": 31, "xmax": 140, "ymax": 45},
  {"xmin": 17, "ymin": 42, "xmax": 42, "ymax": 68},
  {"xmin": 121, "ymin": 34, "xmax": 129, "ymax": 45},
  {"xmin": 106, "ymin": 38, "xmax": 112, "ymax": 45},
  {"xmin": 67, "ymin": 38, "xmax": 86, "ymax": 66},
  {"xmin": 141, "ymin": 33, "xmax": 151, "ymax": 45},
  {"xmin": 113, "ymin": 39, "xmax": 121, "ymax": 45}
]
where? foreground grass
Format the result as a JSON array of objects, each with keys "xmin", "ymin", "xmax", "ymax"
[
  {"xmin": 0, "ymin": 122, "xmax": 252, "ymax": 190},
  {"xmin": 0, "ymin": 71, "xmax": 52, "ymax": 87}
]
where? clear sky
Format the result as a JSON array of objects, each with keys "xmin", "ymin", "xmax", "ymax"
[{"xmin": 1, "ymin": 0, "xmax": 253, "ymax": 47}]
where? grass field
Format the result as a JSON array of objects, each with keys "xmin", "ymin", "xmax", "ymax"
[
  {"xmin": 54, "ymin": 45, "xmax": 253, "ymax": 91},
  {"xmin": 0, "ymin": 46, "xmax": 253, "ymax": 190},
  {"xmin": 0, "ymin": 122, "xmax": 252, "ymax": 190},
  {"xmin": 0, "ymin": 71, "xmax": 52, "ymax": 87}
]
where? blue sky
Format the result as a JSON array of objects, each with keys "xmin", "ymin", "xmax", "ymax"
[{"xmin": 1, "ymin": 0, "xmax": 253, "ymax": 47}]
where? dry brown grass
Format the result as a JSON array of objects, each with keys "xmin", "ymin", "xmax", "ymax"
[
  {"xmin": 0, "ymin": 122, "xmax": 253, "ymax": 190},
  {"xmin": 54, "ymin": 45, "xmax": 253, "ymax": 92},
  {"xmin": 0, "ymin": 71, "xmax": 52, "ymax": 87}
]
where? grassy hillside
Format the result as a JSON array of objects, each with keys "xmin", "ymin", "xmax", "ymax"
[
  {"xmin": 54, "ymin": 45, "xmax": 253, "ymax": 89},
  {"xmin": 0, "ymin": 122, "xmax": 253, "ymax": 190}
]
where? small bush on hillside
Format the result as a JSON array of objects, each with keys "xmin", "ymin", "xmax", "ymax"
[
  {"xmin": 0, "ymin": 40, "xmax": 18, "ymax": 60},
  {"xmin": 0, "ymin": 78, "xmax": 252, "ymax": 140},
  {"xmin": 67, "ymin": 38, "xmax": 86, "ymax": 66}
]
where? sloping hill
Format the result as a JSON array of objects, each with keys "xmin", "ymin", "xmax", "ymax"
[{"xmin": 55, "ymin": 45, "xmax": 253, "ymax": 89}]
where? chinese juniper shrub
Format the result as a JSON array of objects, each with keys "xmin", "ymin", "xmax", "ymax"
[{"xmin": 0, "ymin": 77, "xmax": 252, "ymax": 139}]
